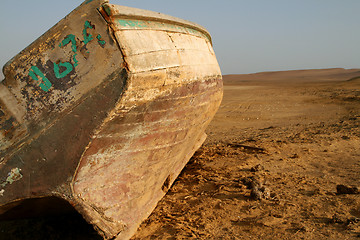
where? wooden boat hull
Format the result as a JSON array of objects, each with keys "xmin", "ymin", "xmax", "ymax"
[{"xmin": 0, "ymin": 0, "xmax": 222, "ymax": 239}]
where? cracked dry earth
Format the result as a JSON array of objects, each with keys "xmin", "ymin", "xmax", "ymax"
[{"xmin": 1, "ymin": 69, "xmax": 359, "ymax": 239}]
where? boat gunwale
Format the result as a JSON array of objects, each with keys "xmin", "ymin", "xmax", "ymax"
[{"xmin": 102, "ymin": 3, "xmax": 213, "ymax": 44}]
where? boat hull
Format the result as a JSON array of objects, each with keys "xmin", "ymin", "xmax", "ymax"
[{"xmin": 0, "ymin": 1, "xmax": 222, "ymax": 239}]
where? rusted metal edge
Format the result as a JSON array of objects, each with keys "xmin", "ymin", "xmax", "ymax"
[{"xmin": 97, "ymin": 6, "xmax": 130, "ymax": 73}]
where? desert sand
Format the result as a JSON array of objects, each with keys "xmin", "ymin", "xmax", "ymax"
[{"xmin": 1, "ymin": 68, "xmax": 359, "ymax": 239}]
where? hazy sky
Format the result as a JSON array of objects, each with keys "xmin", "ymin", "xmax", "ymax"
[{"xmin": 0, "ymin": 0, "xmax": 359, "ymax": 79}]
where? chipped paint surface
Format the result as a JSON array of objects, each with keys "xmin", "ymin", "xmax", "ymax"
[
  {"xmin": 0, "ymin": 168, "xmax": 23, "ymax": 189},
  {"xmin": 0, "ymin": 1, "xmax": 222, "ymax": 240},
  {"xmin": 0, "ymin": 0, "xmax": 121, "ymax": 157},
  {"xmin": 0, "ymin": 0, "xmax": 124, "ymax": 211},
  {"xmin": 72, "ymin": 3, "xmax": 223, "ymax": 239},
  {"xmin": 116, "ymin": 19, "xmax": 210, "ymax": 41}
]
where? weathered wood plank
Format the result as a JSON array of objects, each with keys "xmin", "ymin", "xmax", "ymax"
[{"xmin": 0, "ymin": 1, "xmax": 223, "ymax": 240}]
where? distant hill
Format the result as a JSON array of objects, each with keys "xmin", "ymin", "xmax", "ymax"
[
  {"xmin": 347, "ymin": 76, "xmax": 360, "ymax": 82},
  {"xmin": 223, "ymin": 68, "xmax": 360, "ymax": 84}
]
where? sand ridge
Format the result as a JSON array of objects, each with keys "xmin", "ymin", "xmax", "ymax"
[{"xmin": 224, "ymin": 68, "xmax": 360, "ymax": 84}]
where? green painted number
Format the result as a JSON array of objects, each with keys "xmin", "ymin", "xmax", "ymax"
[
  {"xmin": 59, "ymin": 34, "xmax": 77, "ymax": 53},
  {"xmin": 28, "ymin": 66, "xmax": 52, "ymax": 92},
  {"xmin": 96, "ymin": 34, "xmax": 106, "ymax": 47},
  {"xmin": 83, "ymin": 21, "xmax": 94, "ymax": 45},
  {"xmin": 54, "ymin": 62, "xmax": 74, "ymax": 79},
  {"xmin": 28, "ymin": 21, "xmax": 107, "ymax": 92}
]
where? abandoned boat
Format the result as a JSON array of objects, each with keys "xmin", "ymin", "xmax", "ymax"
[{"xmin": 0, "ymin": 0, "xmax": 223, "ymax": 239}]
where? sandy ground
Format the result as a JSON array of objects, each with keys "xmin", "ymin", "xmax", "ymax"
[
  {"xmin": 1, "ymin": 68, "xmax": 359, "ymax": 239},
  {"xmin": 132, "ymin": 68, "xmax": 360, "ymax": 240}
]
